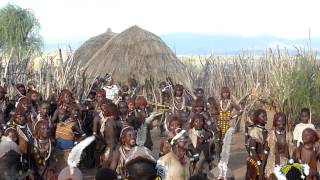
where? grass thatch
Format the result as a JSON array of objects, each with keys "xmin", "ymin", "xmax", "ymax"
[
  {"xmin": 84, "ymin": 25, "xmax": 192, "ymax": 90},
  {"xmin": 73, "ymin": 28, "xmax": 116, "ymax": 67}
]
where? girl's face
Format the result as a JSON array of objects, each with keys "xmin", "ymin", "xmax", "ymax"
[
  {"xmin": 128, "ymin": 102, "xmax": 135, "ymax": 111},
  {"xmin": 194, "ymin": 117, "xmax": 204, "ymax": 130},
  {"xmin": 101, "ymin": 104, "xmax": 109, "ymax": 116},
  {"xmin": 258, "ymin": 112, "xmax": 267, "ymax": 125},
  {"xmin": 38, "ymin": 123, "xmax": 49, "ymax": 139},
  {"xmin": 64, "ymin": 93, "xmax": 71, "ymax": 104},
  {"xmin": 123, "ymin": 130, "xmax": 136, "ymax": 147},
  {"xmin": 195, "ymin": 90, "xmax": 204, "ymax": 99},
  {"xmin": 39, "ymin": 104, "xmax": 50, "ymax": 116},
  {"xmin": 222, "ymin": 92, "xmax": 230, "ymax": 99},
  {"xmin": 275, "ymin": 116, "xmax": 286, "ymax": 131},
  {"xmin": 119, "ymin": 102, "xmax": 128, "ymax": 115},
  {"xmin": 96, "ymin": 94, "xmax": 104, "ymax": 104},
  {"xmin": 20, "ymin": 101, "xmax": 29, "ymax": 111},
  {"xmin": 175, "ymin": 89, "xmax": 183, "ymax": 97},
  {"xmin": 15, "ymin": 114, "xmax": 26, "ymax": 125},
  {"xmin": 179, "ymin": 112, "xmax": 189, "ymax": 124},
  {"xmin": 18, "ymin": 87, "xmax": 26, "ymax": 95},
  {"xmin": 194, "ymin": 106, "xmax": 204, "ymax": 114},
  {"xmin": 31, "ymin": 93, "xmax": 39, "ymax": 101},
  {"xmin": 138, "ymin": 105, "xmax": 145, "ymax": 111},
  {"xmin": 169, "ymin": 120, "xmax": 181, "ymax": 133},
  {"xmin": 58, "ymin": 109, "xmax": 67, "ymax": 121}
]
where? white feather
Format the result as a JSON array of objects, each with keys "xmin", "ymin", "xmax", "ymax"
[
  {"xmin": 218, "ymin": 127, "xmax": 235, "ymax": 178},
  {"xmin": 302, "ymin": 164, "xmax": 310, "ymax": 176},
  {"xmin": 136, "ymin": 123, "xmax": 147, "ymax": 146},
  {"xmin": 156, "ymin": 160, "xmax": 167, "ymax": 180},
  {"xmin": 67, "ymin": 136, "xmax": 96, "ymax": 167},
  {"xmin": 273, "ymin": 165, "xmax": 287, "ymax": 180},
  {"xmin": 145, "ymin": 112, "xmax": 162, "ymax": 124}
]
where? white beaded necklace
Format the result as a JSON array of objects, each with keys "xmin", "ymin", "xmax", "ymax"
[
  {"xmin": 220, "ymin": 99, "xmax": 231, "ymax": 112},
  {"xmin": 173, "ymin": 96, "xmax": 185, "ymax": 111}
]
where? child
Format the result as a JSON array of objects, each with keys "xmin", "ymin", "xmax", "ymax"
[
  {"xmin": 246, "ymin": 109, "xmax": 269, "ymax": 180},
  {"xmin": 159, "ymin": 116, "xmax": 182, "ymax": 157},
  {"xmin": 292, "ymin": 128, "xmax": 319, "ymax": 179},
  {"xmin": 293, "ymin": 108, "xmax": 315, "ymax": 147}
]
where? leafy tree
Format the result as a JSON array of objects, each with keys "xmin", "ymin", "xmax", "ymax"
[{"xmin": 0, "ymin": 4, "xmax": 42, "ymax": 54}]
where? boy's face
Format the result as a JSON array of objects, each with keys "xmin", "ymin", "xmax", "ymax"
[
  {"xmin": 302, "ymin": 129, "xmax": 315, "ymax": 144},
  {"xmin": 301, "ymin": 112, "xmax": 310, "ymax": 123}
]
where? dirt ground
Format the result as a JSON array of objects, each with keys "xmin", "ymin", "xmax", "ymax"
[
  {"xmin": 82, "ymin": 110, "xmax": 276, "ymax": 180},
  {"xmin": 81, "ymin": 129, "xmax": 248, "ymax": 180}
]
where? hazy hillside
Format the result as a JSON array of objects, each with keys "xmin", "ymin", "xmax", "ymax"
[{"xmin": 44, "ymin": 33, "xmax": 320, "ymax": 55}]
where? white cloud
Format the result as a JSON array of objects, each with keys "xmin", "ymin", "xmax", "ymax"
[{"xmin": 1, "ymin": 0, "xmax": 320, "ymax": 43}]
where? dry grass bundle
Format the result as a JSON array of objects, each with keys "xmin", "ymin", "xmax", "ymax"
[
  {"xmin": 0, "ymin": 48, "xmax": 93, "ymax": 100},
  {"xmin": 84, "ymin": 25, "xmax": 192, "ymax": 90}
]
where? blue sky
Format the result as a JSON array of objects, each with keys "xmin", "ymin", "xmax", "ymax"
[{"xmin": 1, "ymin": 0, "xmax": 320, "ymax": 45}]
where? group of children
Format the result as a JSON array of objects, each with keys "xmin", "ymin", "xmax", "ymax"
[
  {"xmin": 0, "ymin": 74, "xmax": 319, "ymax": 180},
  {"xmin": 246, "ymin": 107, "xmax": 319, "ymax": 179}
]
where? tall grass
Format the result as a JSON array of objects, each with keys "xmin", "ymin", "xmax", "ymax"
[{"xmin": 182, "ymin": 48, "xmax": 320, "ymax": 125}]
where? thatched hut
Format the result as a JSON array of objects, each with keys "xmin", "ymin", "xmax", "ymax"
[
  {"xmin": 74, "ymin": 28, "xmax": 116, "ymax": 66},
  {"xmin": 84, "ymin": 25, "xmax": 191, "ymax": 89}
]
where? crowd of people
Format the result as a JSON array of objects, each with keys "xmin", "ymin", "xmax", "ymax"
[{"xmin": 0, "ymin": 73, "xmax": 319, "ymax": 180}]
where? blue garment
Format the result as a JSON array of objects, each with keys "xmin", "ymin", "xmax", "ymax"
[{"xmin": 56, "ymin": 138, "xmax": 74, "ymax": 150}]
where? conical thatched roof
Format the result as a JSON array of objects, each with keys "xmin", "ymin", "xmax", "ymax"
[
  {"xmin": 74, "ymin": 28, "xmax": 116, "ymax": 66},
  {"xmin": 84, "ymin": 25, "xmax": 191, "ymax": 88}
]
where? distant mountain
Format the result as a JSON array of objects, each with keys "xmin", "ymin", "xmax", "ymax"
[
  {"xmin": 44, "ymin": 33, "xmax": 320, "ymax": 55},
  {"xmin": 161, "ymin": 33, "xmax": 320, "ymax": 55}
]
